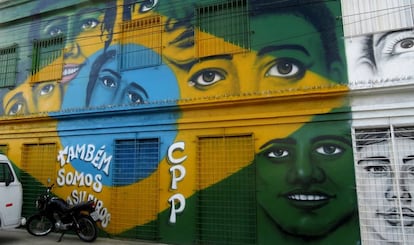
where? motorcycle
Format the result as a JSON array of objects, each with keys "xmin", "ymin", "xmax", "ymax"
[{"xmin": 26, "ymin": 183, "xmax": 99, "ymax": 242}]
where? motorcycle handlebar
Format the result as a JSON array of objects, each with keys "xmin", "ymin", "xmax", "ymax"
[{"xmin": 46, "ymin": 183, "xmax": 55, "ymax": 192}]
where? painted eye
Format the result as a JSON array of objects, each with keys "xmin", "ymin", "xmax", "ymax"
[
  {"xmin": 394, "ymin": 38, "xmax": 414, "ymax": 54},
  {"xmin": 48, "ymin": 27, "xmax": 63, "ymax": 37},
  {"xmin": 140, "ymin": 0, "xmax": 159, "ymax": 13},
  {"xmin": 366, "ymin": 166, "xmax": 387, "ymax": 172},
  {"xmin": 265, "ymin": 58, "xmax": 305, "ymax": 79},
  {"xmin": 267, "ymin": 149, "xmax": 289, "ymax": 158},
  {"xmin": 127, "ymin": 91, "xmax": 145, "ymax": 104},
  {"xmin": 81, "ymin": 19, "xmax": 99, "ymax": 31},
  {"xmin": 315, "ymin": 145, "xmax": 343, "ymax": 156},
  {"xmin": 101, "ymin": 76, "xmax": 117, "ymax": 88},
  {"xmin": 8, "ymin": 103, "xmax": 23, "ymax": 115},
  {"xmin": 364, "ymin": 165, "xmax": 390, "ymax": 176},
  {"xmin": 39, "ymin": 84, "xmax": 55, "ymax": 96},
  {"xmin": 43, "ymin": 18, "xmax": 66, "ymax": 38},
  {"xmin": 316, "ymin": 145, "xmax": 344, "ymax": 156},
  {"xmin": 188, "ymin": 68, "xmax": 226, "ymax": 89},
  {"xmin": 401, "ymin": 39, "xmax": 414, "ymax": 48}
]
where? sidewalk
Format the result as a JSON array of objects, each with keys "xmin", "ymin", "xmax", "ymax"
[{"xmin": 0, "ymin": 228, "xmax": 168, "ymax": 245}]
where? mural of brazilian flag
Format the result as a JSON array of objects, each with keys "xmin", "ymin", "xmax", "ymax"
[{"xmin": 0, "ymin": 0, "xmax": 360, "ymax": 244}]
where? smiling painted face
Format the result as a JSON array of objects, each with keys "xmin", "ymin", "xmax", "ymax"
[
  {"xmin": 1, "ymin": 2, "xmax": 115, "ymax": 115},
  {"xmin": 256, "ymin": 121, "xmax": 357, "ymax": 237},
  {"xmin": 36, "ymin": 2, "xmax": 112, "ymax": 85},
  {"xmin": 356, "ymin": 136, "xmax": 414, "ymax": 243}
]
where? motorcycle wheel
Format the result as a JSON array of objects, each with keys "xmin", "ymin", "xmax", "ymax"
[
  {"xmin": 75, "ymin": 215, "xmax": 97, "ymax": 242},
  {"xmin": 26, "ymin": 214, "xmax": 54, "ymax": 236}
]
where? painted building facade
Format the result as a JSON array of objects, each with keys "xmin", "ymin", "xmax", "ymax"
[{"xmin": 0, "ymin": 0, "xmax": 412, "ymax": 244}]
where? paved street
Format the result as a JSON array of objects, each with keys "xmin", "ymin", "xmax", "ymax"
[{"xmin": 0, "ymin": 228, "xmax": 167, "ymax": 245}]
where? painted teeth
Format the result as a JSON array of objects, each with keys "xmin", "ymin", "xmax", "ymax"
[
  {"xmin": 63, "ymin": 67, "xmax": 79, "ymax": 76},
  {"xmin": 288, "ymin": 194, "xmax": 328, "ymax": 201}
]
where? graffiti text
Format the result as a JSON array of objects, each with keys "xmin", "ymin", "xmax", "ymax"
[
  {"xmin": 167, "ymin": 142, "xmax": 187, "ymax": 224},
  {"xmin": 57, "ymin": 168, "xmax": 103, "ymax": 193},
  {"xmin": 57, "ymin": 144, "xmax": 112, "ymax": 175},
  {"xmin": 67, "ymin": 189, "xmax": 111, "ymax": 228}
]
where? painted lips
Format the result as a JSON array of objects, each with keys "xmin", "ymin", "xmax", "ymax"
[
  {"xmin": 61, "ymin": 64, "xmax": 80, "ymax": 84},
  {"xmin": 379, "ymin": 208, "xmax": 414, "ymax": 226},
  {"xmin": 284, "ymin": 191, "xmax": 333, "ymax": 210},
  {"xmin": 288, "ymin": 194, "xmax": 328, "ymax": 201}
]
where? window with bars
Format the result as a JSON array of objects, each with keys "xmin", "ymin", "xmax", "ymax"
[
  {"xmin": 111, "ymin": 138, "xmax": 160, "ymax": 240},
  {"xmin": 31, "ymin": 36, "xmax": 64, "ymax": 82},
  {"xmin": 341, "ymin": 0, "xmax": 414, "ymax": 36},
  {"xmin": 120, "ymin": 15, "xmax": 162, "ymax": 70},
  {"xmin": 0, "ymin": 45, "xmax": 17, "ymax": 88},
  {"xmin": 20, "ymin": 143, "xmax": 57, "ymax": 217},
  {"xmin": 195, "ymin": 0, "xmax": 249, "ymax": 58},
  {"xmin": 113, "ymin": 138, "xmax": 159, "ymax": 186},
  {"xmin": 196, "ymin": 134, "xmax": 256, "ymax": 245},
  {"xmin": 353, "ymin": 126, "xmax": 414, "ymax": 244}
]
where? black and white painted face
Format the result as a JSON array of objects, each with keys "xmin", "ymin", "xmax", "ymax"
[{"xmin": 357, "ymin": 137, "xmax": 414, "ymax": 243}]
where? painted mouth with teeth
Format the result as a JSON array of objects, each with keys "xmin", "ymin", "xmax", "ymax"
[
  {"xmin": 284, "ymin": 191, "xmax": 334, "ymax": 210},
  {"xmin": 61, "ymin": 64, "xmax": 81, "ymax": 84}
]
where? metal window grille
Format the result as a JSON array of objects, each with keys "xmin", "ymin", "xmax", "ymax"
[
  {"xmin": 353, "ymin": 126, "xmax": 414, "ymax": 244},
  {"xmin": 120, "ymin": 15, "xmax": 162, "ymax": 70},
  {"xmin": 196, "ymin": 134, "xmax": 256, "ymax": 245},
  {"xmin": 31, "ymin": 36, "xmax": 64, "ymax": 82},
  {"xmin": 20, "ymin": 143, "xmax": 57, "ymax": 217},
  {"xmin": 196, "ymin": 0, "xmax": 249, "ymax": 58},
  {"xmin": 341, "ymin": 0, "xmax": 414, "ymax": 36},
  {"xmin": 0, "ymin": 45, "xmax": 17, "ymax": 88},
  {"xmin": 111, "ymin": 138, "xmax": 160, "ymax": 240}
]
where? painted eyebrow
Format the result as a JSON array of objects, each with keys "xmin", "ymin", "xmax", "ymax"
[
  {"xmin": 44, "ymin": 7, "xmax": 103, "ymax": 26},
  {"xmin": 311, "ymin": 135, "xmax": 352, "ymax": 146},
  {"xmin": 257, "ymin": 44, "xmax": 310, "ymax": 57},
  {"xmin": 75, "ymin": 7, "xmax": 105, "ymax": 17},
  {"xmin": 174, "ymin": 54, "xmax": 232, "ymax": 72},
  {"xmin": 259, "ymin": 138, "xmax": 296, "ymax": 150},
  {"xmin": 127, "ymin": 82, "xmax": 149, "ymax": 99},
  {"xmin": 100, "ymin": 68, "xmax": 121, "ymax": 79},
  {"xmin": 5, "ymin": 92, "xmax": 24, "ymax": 109},
  {"xmin": 44, "ymin": 16, "xmax": 66, "ymax": 25},
  {"xmin": 357, "ymin": 156, "xmax": 390, "ymax": 165},
  {"xmin": 42, "ymin": 17, "xmax": 67, "ymax": 34},
  {"xmin": 375, "ymin": 29, "xmax": 412, "ymax": 47},
  {"xmin": 198, "ymin": 54, "xmax": 233, "ymax": 62}
]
